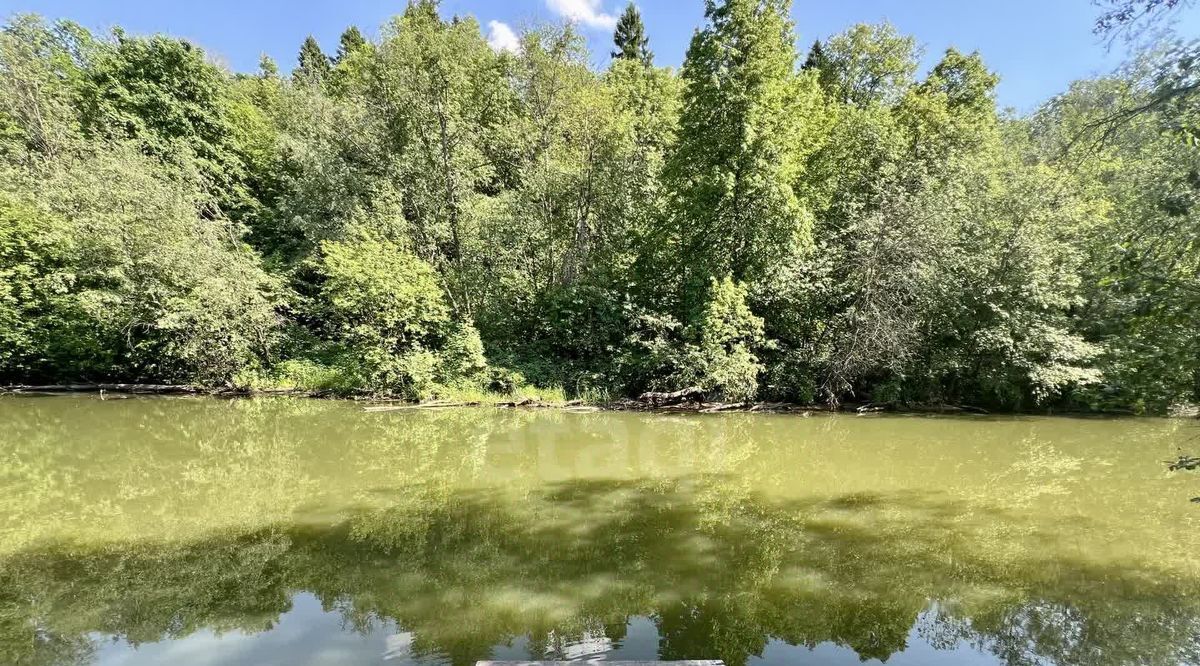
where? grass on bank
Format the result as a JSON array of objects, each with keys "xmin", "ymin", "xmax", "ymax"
[{"xmin": 233, "ymin": 358, "xmax": 572, "ymax": 404}]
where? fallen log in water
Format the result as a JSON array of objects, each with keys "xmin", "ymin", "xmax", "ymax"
[
  {"xmin": 700, "ymin": 402, "xmax": 749, "ymax": 413},
  {"xmin": 750, "ymin": 402, "xmax": 801, "ymax": 412},
  {"xmin": 363, "ymin": 400, "xmax": 474, "ymax": 413},
  {"xmin": 636, "ymin": 386, "xmax": 705, "ymax": 406},
  {"xmin": 2, "ymin": 383, "xmax": 204, "ymax": 394},
  {"xmin": 497, "ymin": 397, "xmax": 538, "ymax": 408},
  {"xmin": 856, "ymin": 403, "xmax": 889, "ymax": 414},
  {"xmin": 1167, "ymin": 455, "xmax": 1200, "ymax": 472},
  {"xmin": 364, "ymin": 397, "xmax": 577, "ymax": 413}
]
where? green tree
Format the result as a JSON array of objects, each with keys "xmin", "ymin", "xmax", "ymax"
[
  {"xmin": 329, "ymin": 25, "xmax": 374, "ymax": 96},
  {"xmin": 0, "ymin": 145, "xmax": 279, "ymax": 384},
  {"xmin": 257, "ymin": 53, "xmax": 279, "ymax": 78},
  {"xmin": 677, "ymin": 276, "xmax": 766, "ymax": 401},
  {"xmin": 0, "ymin": 15, "xmax": 92, "ymax": 161},
  {"xmin": 335, "ymin": 25, "xmax": 368, "ymax": 63},
  {"xmin": 818, "ymin": 22, "xmax": 921, "ymax": 107},
  {"xmin": 316, "ymin": 231, "xmax": 452, "ymax": 395},
  {"xmin": 482, "ymin": 45, "xmax": 682, "ymax": 392},
  {"xmin": 73, "ymin": 30, "xmax": 255, "ymax": 218},
  {"xmin": 368, "ymin": 1, "xmax": 512, "ymax": 318},
  {"xmin": 611, "ymin": 3, "xmax": 652, "ymax": 66},
  {"xmin": 801, "ymin": 39, "xmax": 826, "ymax": 71},
  {"xmin": 661, "ymin": 0, "xmax": 815, "ymax": 312},
  {"xmin": 1036, "ymin": 62, "xmax": 1200, "ymax": 410},
  {"xmin": 294, "ymin": 35, "xmax": 330, "ymax": 85},
  {"xmin": 895, "ymin": 48, "xmax": 1000, "ymax": 167},
  {"xmin": 923, "ymin": 48, "xmax": 999, "ymax": 114},
  {"xmin": 472, "ymin": 26, "xmax": 622, "ymax": 365},
  {"xmin": 0, "ymin": 193, "xmax": 74, "ymax": 379}
]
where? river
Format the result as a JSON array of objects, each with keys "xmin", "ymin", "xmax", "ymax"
[{"xmin": 1, "ymin": 395, "xmax": 1198, "ymax": 665}]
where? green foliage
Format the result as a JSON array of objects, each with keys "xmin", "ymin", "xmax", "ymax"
[
  {"xmin": 647, "ymin": 277, "xmax": 765, "ymax": 402},
  {"xmin": 335, "ymin": 26, "xmax": 368, "ymax": 63},
  {"xmin": 925, "ymin": 156, "xmax": 1103, "ymax": 407},
  {"xmin": 896, "ymin": 48, "xmax": 1001, "ymax": 166},
  {"xmin": 802, "ymin": 39, "xmax": 827, "ymax": 72},
  {"xmin": 0, "ymin": 143, "xmax": 278, "ymax": 384},
  {"xmin": 316, "ymin": 232, "xmax": 452, "ymax": 394},
  {"xmin": 1031, "ymin": 54, "xmax": 1200, "ymax": 411},
  {"xmin": 0, "ymin": 15, "xmax": 92, "ymax": 160},
  {"xmin": 369, "ymin": 4, "xmax": 512, "ymax": 316},
  {"xmin": 817, "ymin": 22, "xmax": 921, "ymax": 107},
  {"xmin": 235, "ymin": 358, "xmax": 360, "ymax": 393},
  {"xmin": 439, "ymin": 321, "xmax": 489, "ymax": 383},
  {"xmin": 661, "ymin": 0, "xmax": 817, "ymax": 312},
  {"xmin": 923, "ymin": 48, "xmax": 1000, "ymax": 114},
  {"xmin": 683, "ymin": 277, "xmax": 766, "ymax": 401},
  {"xmin": 77, "ymin": 29, "xmax": 255, "ymax": 218},
  {"xmin": 0, "ymin": 193, "xmax": 73, "ymax": 377},
  {"xmin": 1, "ymin": 7, "xmax": 1198, "ymax": 410}
]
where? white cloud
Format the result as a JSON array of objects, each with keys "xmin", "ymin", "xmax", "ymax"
[
  {"xmin": 546, "ymin": 0, "xmax": 618, "ymax": 30},
  {"xmin": 486, "ymin": 20, "xmax": 521, "ymax": 54}
]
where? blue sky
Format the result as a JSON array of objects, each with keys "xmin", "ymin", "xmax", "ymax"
[{"xmin": 3, "ymin": 0, "xmax": 1198, "ymax": 112}]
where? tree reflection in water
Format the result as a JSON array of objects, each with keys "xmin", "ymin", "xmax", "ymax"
[{"xmin": 1, "ymin": 396, "xmax": 1198, "ymax": 666}]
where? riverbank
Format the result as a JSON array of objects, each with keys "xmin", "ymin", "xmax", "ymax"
[{"xmin": 2, "ymin": 382, "xmax": 1163, "ymax": 417}]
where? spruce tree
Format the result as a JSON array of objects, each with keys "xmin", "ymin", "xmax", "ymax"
[
  {"xmin": 801, "ymin": 39, "xmax": 838, "ymax": 96},
  {"xmin": 335, "ymin": 26, "xmax": 367, "ymax": 63},
  {"xmin": 801, "ymin": 39, "xmax": 825, "ymax": 70},
  {"xmin": 294, "ymin": 35, "xmax": 330, "ymax": 84},
  {"xmin": 611, "ymin": 3, "xmax": 652, "ymax": 66}
]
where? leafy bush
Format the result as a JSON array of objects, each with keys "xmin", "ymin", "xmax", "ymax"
[
  {"xmin": 663, "ymin": 277, "xmax": 767, "ymax": 402},
  {"xmin": 1, "ymin": 144, "xmax": 279, "ymax": 385},
  {"xmin": 484, "ymin": 366, "xmax": 527, "ymax": 394},
  {"xmin": 438, "ymin": 321, "xmax": 488, "ymax": 384},
  {"xmin": 316, "ymin": 232, "xmax": 451, "ymax": 394},
  {"xmin": 0, "ymin": 194, "xmax": 67, "ymax": 379}
]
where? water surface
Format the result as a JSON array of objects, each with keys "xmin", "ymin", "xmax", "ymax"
[{"xmin": 2, "ymin": 395, "xmax": 1199, "ymax": 665}]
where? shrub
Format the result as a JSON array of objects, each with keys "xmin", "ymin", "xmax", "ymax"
[
  {"xmin": 439, "ymin": 321, "xmax": 489, "ymax": 383},
  {"xmin": 316, "ymin": 231, "xmax": 501, "ymax": 397},
  {"xmin": 664, "ymin": 277, "xmax": 767, "ymax": 402},
  {"xmin": 2, "ymin": 145, "xmax": 280, "ymax": 385}
]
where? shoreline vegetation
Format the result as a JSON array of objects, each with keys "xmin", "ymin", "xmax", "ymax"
[
  {"xmin": 2, "ymin": 1, "xmax": 1199, "ymax": 415},
  {"xmin": 4, "ymin": 382, "xmax": 1164, "ymax": 417}
]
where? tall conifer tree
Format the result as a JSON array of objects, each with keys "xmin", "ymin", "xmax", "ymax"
[
  {"xmin": 801, "ymin": 39, "xmax": 826, "ymax": 70},
  {"xmin": 294, "ymin": 35, "xmax": 330, "ymax": 84},
  {"xmin": 611, "ymin": 3, "xmax": 653, "ymax": 66},
  {"xmin": 335, "ymin": 26, "xmax": 368, "ymax": 63}
]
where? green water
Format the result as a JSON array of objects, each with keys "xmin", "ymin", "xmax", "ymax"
[{"xmin": 1, "ymin": 395, "xmax": 1199, "ymax": 666}]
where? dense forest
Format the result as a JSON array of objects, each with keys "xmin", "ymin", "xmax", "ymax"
[{"xmin": 0, "ymin": 0, "xmax": 1197, "ymax": 412}]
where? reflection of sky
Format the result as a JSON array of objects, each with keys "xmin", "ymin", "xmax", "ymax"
[
  {"xmin": 89, "ymin": 595, "xmax": 1003, "ymax": 666},
  {"xmin": 92, "ymin": 593, "xmax": 398, "ymax": 666},
  {"xmin": 760, "ymin": 624, "xmax": 998, "ymax": 666}
]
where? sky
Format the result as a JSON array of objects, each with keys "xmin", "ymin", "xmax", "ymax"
[{"xmin": 2, "ymin": 0, "xmax": 1198, "ymax": 113}]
